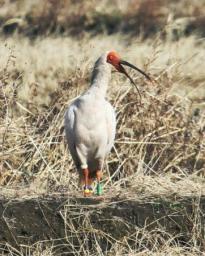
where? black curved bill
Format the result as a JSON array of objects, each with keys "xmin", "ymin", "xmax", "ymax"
[{"xmin": 120, "ymin": 60, "xmax": 152, "ymax": 82}]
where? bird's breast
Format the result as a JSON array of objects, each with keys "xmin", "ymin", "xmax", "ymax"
[{"xmin": 74, "ymin": 97, "xmax": 109, "ymax": 144}]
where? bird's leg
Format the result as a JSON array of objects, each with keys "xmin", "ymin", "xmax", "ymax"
[
  {"xmin": 82, "ymin": 168, "xmax": 92, "ymax": 196},
  {"xmin": 96, "ymin": 170, "xmax": 103, "ymax": 196},
  {"xmin": 88, "ymin": 176, "xmax": 93, "ymax": 192},
  {"xmin": 83, "ymin": 168, "xmax": 89, "ymax": 196}
]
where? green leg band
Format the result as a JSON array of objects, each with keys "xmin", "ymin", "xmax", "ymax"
[{"xmin": 96, "ymin": 183, "xmax": 103, "ymax": 196}]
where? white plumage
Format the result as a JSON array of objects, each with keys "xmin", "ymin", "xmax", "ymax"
[
  {"xmin": 65, "ymin": 51, "xmax": 152, "ymax": 196},
  {"xmin": 65, "ymin": 53, "xmax": 115, "ymax": 194}
]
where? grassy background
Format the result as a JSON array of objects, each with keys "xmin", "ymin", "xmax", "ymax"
[{"xmin": 0, "ymin": 0, "xmax": 205, "ymax": 255}]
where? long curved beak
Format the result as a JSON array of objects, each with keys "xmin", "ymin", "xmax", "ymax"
[
  {"xmin": 117, "ymin": 60, "xmax": 152, "ymax": 100},
  {"xmin": 119, "ymin": 60, "xmax": 152, "ymax": 82}
]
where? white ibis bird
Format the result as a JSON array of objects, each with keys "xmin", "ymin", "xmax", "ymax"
[{"xmin": 65, "ymin": 51, "xmax": 151, "ymax": 196}]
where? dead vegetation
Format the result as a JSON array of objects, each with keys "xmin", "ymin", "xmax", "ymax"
[
  {"xmin": 0, "ymin": 0, "xmax": 205, "ymax": 255},
  {"xmin": 0, "ymin": 34, "xmax": 204, "ymax": 255},
  {"xmin": 0, "ymin": 0, "xmax": 205, "ymax": 38},
  {"xmin": 1, "ymin": 195, "xmax": 205, "ymax": 255},
  {"xmin": 0, "ymin": 35, "xmax": 204, "ymax": 189}
]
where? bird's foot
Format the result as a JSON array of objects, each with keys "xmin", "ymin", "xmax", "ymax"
[
  {"xmin": 83, "ymin": 186, "xmax": 93, "ymax": 197},
  {"xmin": 96, "ymin": 183, "xmax": 103, "ymax": 196}
]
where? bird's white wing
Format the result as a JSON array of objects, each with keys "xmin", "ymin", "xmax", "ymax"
[
  {"xmin": 105, "ymin": 101, "xmax": 116, "ymax": 153},
  {"xmin": 64, "ymin": 104, "xmax": 81, "ymax": 169},
  {"xmin": 65, "ymin": 96, "xmax": 116, "ymax": 171}
]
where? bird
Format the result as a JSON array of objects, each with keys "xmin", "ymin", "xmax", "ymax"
[{"xmin": 64, "ymin": 51, "xmax": 152, "ymax": 196}]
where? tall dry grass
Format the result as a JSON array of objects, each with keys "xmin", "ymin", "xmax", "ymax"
[
  {"xmin": 0, "ymin": 35, "xmax": 204, "ymax": 194},
  {"xmin": 0, "ymin": 1, "xmax": 205, "ymax": 255},
  {"xmin": 0, "ymin": 0, "xmax": 205, "ymax": 37}
]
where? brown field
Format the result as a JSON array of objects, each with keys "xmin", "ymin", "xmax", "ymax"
[{"xmin": 0, "ymin": 0, "xmax": 205, "ymax": 255}]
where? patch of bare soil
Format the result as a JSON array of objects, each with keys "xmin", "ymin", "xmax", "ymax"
[{"xmin": 0, "ymin": 195, "xmax": 205, "ymax": 254}]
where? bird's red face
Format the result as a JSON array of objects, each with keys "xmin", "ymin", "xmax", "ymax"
[
  {"xmin": 107, "ymin": 51, "xmax": 123, "ymax": 72},
  {"xmin": 106, "ymin": 50, "xmax": 152, "ymax": 83}
]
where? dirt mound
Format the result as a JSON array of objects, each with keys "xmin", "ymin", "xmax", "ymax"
[{"xmin": 1, "ymin": 195, "xmax": 205, "ymax": 254}]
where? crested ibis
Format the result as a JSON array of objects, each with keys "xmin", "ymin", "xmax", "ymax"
[{"xmin": 64, "ymin": 51, "xmax": 151, "ymax": 196}]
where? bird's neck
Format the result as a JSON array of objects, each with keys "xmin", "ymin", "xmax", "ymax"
[{"xmin": 89, "ymin": 62, "xmax": 111, "ymax": 97}]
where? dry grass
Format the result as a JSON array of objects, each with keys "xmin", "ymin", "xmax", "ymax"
[
  {"xmin": 1, "ymin": 193, "xmax": 205, "ymax": 255},
  {"xmin": 0, "ymin": 35, "xmax": 204, "ymax": 190},
  {"xmin": 0, "ymin": 0, "xmax": 205, "ymax": 37},
  {"xmin": 0, "ymin": 35, "xmax": 204, "ymax": 255},
  {"xmin": 0, "ymin": 1, "xmax": 205, "ymax": 255},
  {"xmin": 1, "ymin": 239, "xmax": 203, "ymax": 256}
]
